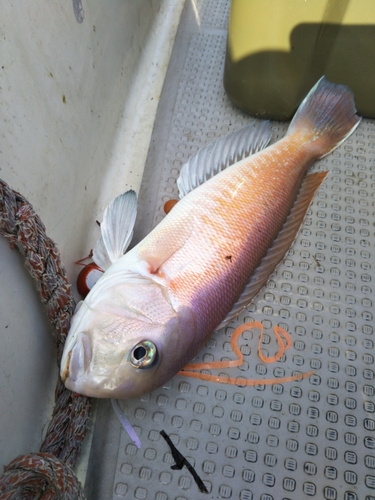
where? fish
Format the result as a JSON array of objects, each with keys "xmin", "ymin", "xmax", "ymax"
[{"xmin": 60, "ymin": 77, "xmax": 360, "ymax": 399}]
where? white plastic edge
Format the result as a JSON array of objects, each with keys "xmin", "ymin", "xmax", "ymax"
[
  {"xmin": 95, "ymin": 0, "xmax": 186, "ymax": 220},
  {"xmin": 74, "ymin": 0, "xmax": 186, "ymax": 486}
]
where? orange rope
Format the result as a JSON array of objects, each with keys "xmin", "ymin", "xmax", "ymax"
[
  {"xmin": 179, "ymin": 321, "xmax": 314, "ymax": 386},
  {"xmin": 258, "ymin": 324, "xmax": 292, "ymax": 363}
]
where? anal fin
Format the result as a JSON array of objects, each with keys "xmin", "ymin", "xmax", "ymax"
[{"xmin": 216, "ymin": 171, "xmax": 328, "ymax": 330}]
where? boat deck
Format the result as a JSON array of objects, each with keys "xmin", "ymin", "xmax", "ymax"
[{"xmin": 85, "ymin": 1, "xmax": 375, "ymax": 499}]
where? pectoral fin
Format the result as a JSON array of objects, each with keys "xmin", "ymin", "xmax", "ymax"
[
  {"xmin": 177, "ymin": 120, "xmax": 272, "ymax": 198},
  {"xmin": 92, "ymin": 190, "xmax": 137, "ymax": 270},
  {"xmin": 216, "ymin": 171, "xmax": 328, "ymax": 330}
]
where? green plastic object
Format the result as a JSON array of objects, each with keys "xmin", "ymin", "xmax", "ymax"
[{"xmin": 224, "ymin": 0, "xmax": 375, "ymax": 120}]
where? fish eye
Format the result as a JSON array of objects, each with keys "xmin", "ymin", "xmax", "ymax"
[{"xmin": 130, "ymin": 340, "xmax": 157, "ymax": 369}]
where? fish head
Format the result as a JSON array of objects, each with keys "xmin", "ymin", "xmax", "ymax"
[{"xmin": 60, "ymin": 271, "xmax": 192, "ymax": 399}]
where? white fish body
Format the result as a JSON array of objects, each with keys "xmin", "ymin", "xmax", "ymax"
[{"xmin": 61, "ymin": 77, "xmax": 360, "ymax": 399}]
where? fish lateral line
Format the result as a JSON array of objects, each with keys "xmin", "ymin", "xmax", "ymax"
[{"xmin": 179, "ymin": 321, "xmax": 315, "ymax": 385}]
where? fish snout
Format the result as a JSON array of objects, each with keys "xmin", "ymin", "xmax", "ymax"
[{"xmin": 63, "ymin": 332, "xmax": 92, "ymax": 383}]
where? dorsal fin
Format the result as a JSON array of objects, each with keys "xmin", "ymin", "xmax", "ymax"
[
  {"xmin": 215, "ymin": 171, "xmax": 328, "ymax": 330},
  {"xmin": 92, "ymin": 190, "xmax": 137, "ymax": 271},
  {"xmin": 177, "ymin": 120, "xmax": 272, "ymax": 198}
]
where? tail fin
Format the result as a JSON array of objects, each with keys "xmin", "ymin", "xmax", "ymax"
[{"xmin": 288, "ymin": 76, "xmax": 361, "ymax": 158}]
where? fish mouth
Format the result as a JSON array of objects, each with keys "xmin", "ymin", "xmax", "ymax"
[{"xmin": 62, "ymin": 332, "xmax": 91, "ymax": 384}]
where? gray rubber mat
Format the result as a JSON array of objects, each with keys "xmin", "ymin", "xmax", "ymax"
[{"xmin": 85, "ymin": 2, "xmax": 375, "ymax": 499}]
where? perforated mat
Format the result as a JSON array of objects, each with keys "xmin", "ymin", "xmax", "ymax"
[{"xmin": 85, "ymin": 2, "xmax": 375, "ymax": 499}]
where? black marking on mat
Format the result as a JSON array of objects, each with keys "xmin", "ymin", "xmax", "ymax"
[{"xmin": 160, "ymin": 430, "xmax": 208, "ymax": 493}]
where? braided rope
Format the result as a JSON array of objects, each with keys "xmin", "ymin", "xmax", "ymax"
[
  {"xmin": 0, "ymin": 179, "xmax": 91, "ymax": 499},
  {"xmin": 0, "ymin": 454, "xmax": 85, "ymax": 500}
]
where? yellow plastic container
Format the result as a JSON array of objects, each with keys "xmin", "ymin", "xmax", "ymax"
[{"xmin": 224, "ymin": 0, "xmax": 375, "ymax": 120}]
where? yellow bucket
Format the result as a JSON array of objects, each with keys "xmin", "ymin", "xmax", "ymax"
[{"xmin": 224, "ymin": 0, "xmax": 375, "ymax": 119}]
